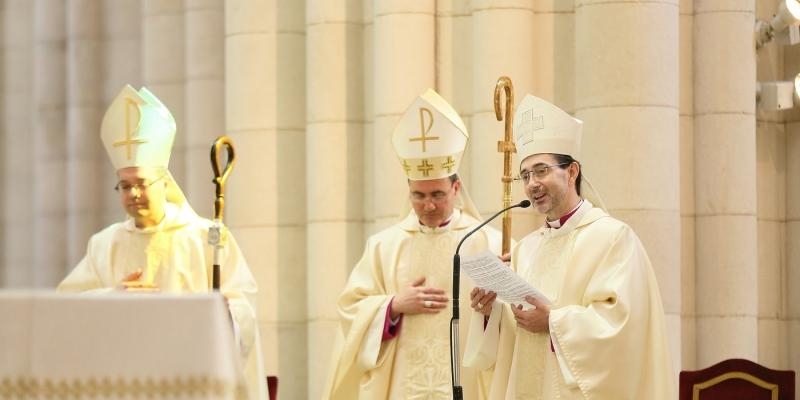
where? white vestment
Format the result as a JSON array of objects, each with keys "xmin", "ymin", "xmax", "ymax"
[
  {"xmin": 322, "ymin": 209, "xmax": 504, "ymax": 399},
  {"xmin": 466, "ymin": 200, "xmax": 675, "ymax": 399},
  {"xmin": 57, "ymin": 202, "xmax": 267, "ymax": 400}
]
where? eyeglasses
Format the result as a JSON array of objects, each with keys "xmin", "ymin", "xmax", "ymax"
[
  {"xmin": 410, "ymin": 189, "xmax": 452, "ymax": 204},
  {"xmin": 514, "ymin": 162, "xmax": 571, "ymax": 183},
  {"xmin": 114, "ymin": 174, "xmax": 167, "ymax": 193}
]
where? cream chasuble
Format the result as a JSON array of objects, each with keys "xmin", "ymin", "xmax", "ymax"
[
  {"xmin": 466, "ymin": 200, "xmax": 675, "ymax": 399},
  {"xmin": 57, "ymin": 202, "xmax": 267, "ymax": 400},
  {"xmin": 323, "ymin": 209, "xmax": 503, "ymax": 399}
]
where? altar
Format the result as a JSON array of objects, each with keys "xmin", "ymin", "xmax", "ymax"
[{"xmin": 0, "ymin": 291, "xmax": 247, "ymax": 399}]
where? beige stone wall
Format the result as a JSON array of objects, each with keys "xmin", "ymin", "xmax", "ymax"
[{"xmin": 1, "ymin": 0, "xmax": 798, "ymax": 398}]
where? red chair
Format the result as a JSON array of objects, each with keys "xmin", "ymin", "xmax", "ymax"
[
  {"xmin": 679, "ymin": 358, "xmax": 795, "ymax": 400},
  {"xmin": 266, "ymin": 375, "xmax": 278, "ymax": 400}
]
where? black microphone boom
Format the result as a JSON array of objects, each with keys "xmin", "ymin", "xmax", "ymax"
[
  {"xmin": 455, "ymin": 199, "xmax": 530, "ymax": 258},
  {"xmin": 449, "ymin": 199, "xmax": 531, "ymax": 399}
]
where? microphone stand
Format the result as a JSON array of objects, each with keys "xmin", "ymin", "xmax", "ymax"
[{"xmin": 450, "ymin": 200, "xmax": 531, "ymax": 399}]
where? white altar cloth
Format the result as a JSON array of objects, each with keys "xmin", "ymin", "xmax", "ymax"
[{"xmin": 0, "ymin": 291, "xmax": 247, "ymax": 399}]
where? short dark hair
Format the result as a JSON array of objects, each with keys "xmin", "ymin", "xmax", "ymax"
[{"xmin": 551, "ymin": 154, "xmax": 581, "ymax": 195}]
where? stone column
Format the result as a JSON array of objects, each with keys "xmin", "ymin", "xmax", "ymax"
[
  {"xmin": 372, "ymin": 0, "xmax": 435, "ymax": 229},
  {"xmin": 755, "ymin": 0, "xmax": 793, "ymax": 370},
  {"xmin": 693, "ymin": 1, "xmax": 758, "ymax": 363},
  {"xmin": 783, "ymin": 24, "xmax": 800, "ymax": 383},
  {"xmin": 435, "ymin": 0, "xmax": 471, "ymax": 133},
  {"xmin": 305, "ymin": 1, "xmax": 365, "ymax": 398},
  {"xmin": 184, "ymin": 0, "xmax": 224, "ymax": 218},
  {"xmin": 142, "ymin": 0, "xmax": 186, "ymax": 185},
  {"xmin": 32, "ymin": 0, "xmax": 67, "ymax": 287},
  {"xmin": 65, "ymin": 0, "xmax": 103, "ymax": 269},
  {"xmin": 100, "ymin": 0, "xmax": 142, "ymax": 224},
  {"xmin": 3, "ymin": 0, "xmax": 35, "ymax": 286},
  {"xmin": 575, "ymin": 0, "xmax": 682, "ymax": 371},
  {"xmin": 755, "ymin": 115, "xmax": 787, "ymax": 368},
  {"xmin": 435, "ymin": 0, "xmax": 472, "ymax": 105},
  {"xmin": 362, "ymin": 0, "xmax": 375, "ymax": 233},
  {"xmin": 679, "ymin": 0, "xmax": 697, "ymax": 370},
  {"xmin": 787, "ymin": 119, "xmax": 800, "ymax": 386},
  {"xmin": 532, "ymin": 2, "xmax": 577, "ymax": 109},
  {"xmin": 225, "ymin": 0, "xmax": 307, "ymax": 396},
  {"xmin": 469, "ymin": 0, "xmax": 536, "ymax": 231},
  {"xmin": 760, "ymin": 0, "xmax": 800, "ymax": 374}
]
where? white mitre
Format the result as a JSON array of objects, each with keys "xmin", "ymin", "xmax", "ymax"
[
  {"xmin": 392, "ymin": 89, "xmax": 469, "ymax": 181},
  {"xmin": 513, "ymin": 94, "xmax": 583, "ymax": 162},
  {"xmin": 513, "ymin": 94, "xmax": 606, "ymax": 210},
  {"xmin": 101, "ymin": 85, "xmax": 187, "ymax": 206},
  {"xmin": 101, "ymin": 85, "xmax": 176, "ymax": 170}
]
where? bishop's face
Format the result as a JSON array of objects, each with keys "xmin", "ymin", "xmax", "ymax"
[
  {"xmin": 116, "ymin": 167, "xmax": 168, "ymax": 228},
  {"xmin": 519, "ymin": 153, "xmax": 580, "ymax": 221},
  {"xmin": 409, "ymin": 177, "xmax": 460, "ymax": 228}
]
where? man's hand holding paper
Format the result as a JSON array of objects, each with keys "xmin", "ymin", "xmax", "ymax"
[{"xmin": 461, "ymin": 250, "xmax": 550, "ymax": 309}]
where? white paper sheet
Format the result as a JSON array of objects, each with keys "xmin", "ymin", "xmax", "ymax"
[{"xmin": 460, "ymin": 250, "xmax": 551, "ymax": 308}]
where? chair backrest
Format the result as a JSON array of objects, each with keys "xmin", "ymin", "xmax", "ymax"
[{"xmin": 679, "ymin": 358, "xmax": 795, "ymax": 400}]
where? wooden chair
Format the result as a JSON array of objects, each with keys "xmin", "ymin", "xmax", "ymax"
[
  {"xmin": 679, "ymin": 358, "xmax": 795, "ymax": 400},
  {"xmin": 266, "ymin": 375, "xmax": 278, "ymax": 400}
]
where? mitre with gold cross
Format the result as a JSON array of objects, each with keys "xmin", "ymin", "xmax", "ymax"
[
  {"xmin": 101, "ymin": 85, "xmax": 187, "ymax": 206},
  {"xmin": 392, "ymin": 89, "xmax": 469, "ymax": 181},
  {"xmin": 101, "ymin": 85, "xmax": 176, "ymax": 171}
]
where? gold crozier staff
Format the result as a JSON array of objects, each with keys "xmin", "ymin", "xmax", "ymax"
[
  {"xmin": 494, "ymin": 76, "xmax": 516, "ymax": 254},
  {"xmin": 209, "ymin": 135, "xmax": 236, "ymax": 290}
]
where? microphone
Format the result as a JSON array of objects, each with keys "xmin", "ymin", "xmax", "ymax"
[{"xmin": 449, "ymin": 199, "xmax": 531, "ymax": 399}]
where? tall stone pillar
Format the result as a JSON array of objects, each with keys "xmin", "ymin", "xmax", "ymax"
[
  {"xmin": 758, "ymin": 1, "xmax": 800, "ymax": 375},
  {"xmin": 225, "ymin": 0, "xmax": 307, "ymax": 396},
  {"xmin": 3, "ymin": 0, "xmax": 35, "ymax": 286},
  {"xmin": 469, "ymin": 0, "xmax": 536, "ymax": 230},
  {"xmin": 785, "ymin": 42, "xmax": 800, "ymax": 385},
  {"xmin": 532, "ymin": 2, "xmax": 576, "ymax": 110},
  {"xmin": 435, "ymin": 1, "xmax": 472, "ymax": 113},
  {"xmin": 755, "ymin": 114, "xmax": 787, "ymax": 368},
  {"xmin": 693, "ymin": 1, "xmax": 758, "ymax": 363},
  {"xmin": 679, "ymin": 0, "xmax": 697, "ymax": 370},
  {"xmin": 33, "ymin": 0, "xmax": 67, "ymax": 287},
  {"xmin": 787, "ymin": 120, "xmax": 800, "ymax": 386},
  {"xmin": 372, "ymin": 0, "xmax": 435, "ymax": 229},
  {"xmin": 100, "ymin": 0, "xmax": 142, "ymax": 92},
  {"xmin": 305, "ymin": 1, "xmax": 364, "ymax": 398},
  {"xmin": 362, "ymin": 0, "xmax": 375, "ymax": 233},
  {"xmin": 575, "ymin": 0, "xmax": 682, "ymax": 371},
  {"xmin": 65, "ymin": 0, "xmax": 103, "ymax": 269},
  {"xmin": 184, "ymin": 0, "xmax": 224, "ymax": 218},
  {"xmin": 142, "ymin": 0, "xmax": 186, "ymax": 185}
]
